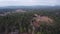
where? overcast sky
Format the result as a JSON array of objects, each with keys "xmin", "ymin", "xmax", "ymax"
[{"xmin": 0, "ymin": 0, "xmax": 60, "ymax": 6}]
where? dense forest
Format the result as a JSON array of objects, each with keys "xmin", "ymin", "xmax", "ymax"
[{"xmin": 0, "ymin": 6, "xmax": 60, "ymax": 34}]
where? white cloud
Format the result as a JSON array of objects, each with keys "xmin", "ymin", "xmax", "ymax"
[{"xmin": 0, "ymin": 0, "xmax": 59, "ymax": 6}]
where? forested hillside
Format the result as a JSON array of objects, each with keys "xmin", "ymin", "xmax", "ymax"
[{"xmin": 0, "ymin": 6, "xmax": 60, "ymax": 34}]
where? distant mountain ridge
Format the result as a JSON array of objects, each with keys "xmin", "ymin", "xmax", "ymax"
[
  {"xmin": 0, "ymin": 5, "xmax": 60, "ymax": 14},
  {"xmin": 0, "ymin": 5, "xmax": 60, "ymax": 9},
  {"xmin": 0, "ymin": 6, "xmax": 60, "ymax": 16}
]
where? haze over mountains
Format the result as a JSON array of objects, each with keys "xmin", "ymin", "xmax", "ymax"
[
  {"xmin": 0, "ymin": 5, "xmax": 60, "ymax": 16},
  {"xmin": 0, "ymin": 5, "xmax": 60, "ymax": 9},
  {"xmin": 0, "ymin": 5, "xmax": 60, "ymax": 11}
]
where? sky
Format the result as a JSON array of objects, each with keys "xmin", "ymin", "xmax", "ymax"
[{"xmin": 0, "ymin": 0, "xmax": 60, "ymax": 6}]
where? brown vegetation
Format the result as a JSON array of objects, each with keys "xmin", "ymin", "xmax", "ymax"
[{"xmin": 32, "ymin": 14, "xmax": 54, "ymax": 27}]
